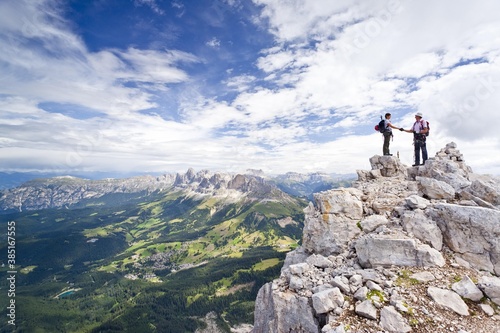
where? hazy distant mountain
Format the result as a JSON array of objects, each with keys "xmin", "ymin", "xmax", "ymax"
[
  {"xmin": 272, "ymin": 171, "xmax": 356, "ymax": 199},
  {"xmin": 0, "ymin": 171, "xmax": 149, "ymax": 190},
  {"xmin": 0, "ymin": 169, "xmax": 354, "ymax": 212}
]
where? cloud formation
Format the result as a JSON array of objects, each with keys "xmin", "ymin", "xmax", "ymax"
[{"xmin": 1, "ymin": 0, "xmax": 500, "ymax": 176}]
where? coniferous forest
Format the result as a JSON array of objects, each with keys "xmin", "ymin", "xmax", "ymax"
[{"xmin": 0, "ymin": 188, "xmax": 307, "ymax": 332}]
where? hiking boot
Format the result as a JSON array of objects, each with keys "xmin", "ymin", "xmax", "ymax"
[
  {"xmin": 412, "ymin": 164, "xmax": 420, "ymax": 167},
  {"xmin": 384, "ymin": 154, "xmax": 393, "ymax": 156}
]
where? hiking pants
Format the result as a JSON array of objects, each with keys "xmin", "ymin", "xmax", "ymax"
[
  {"xmin": 414, "ymin": 139, "xmax": 428, "ymax": 165},
  {"xmin": 383, "ymin": 132, "xmax": 392, "ymax": 155}
]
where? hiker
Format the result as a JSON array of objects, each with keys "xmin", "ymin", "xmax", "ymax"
[
  {"xmin": 399, "ymin": 112, "xmax": 429, "ymax": 166},
  {"xmin": 381, "ymin": 113, "xmax": 401, "ymax": 156}
]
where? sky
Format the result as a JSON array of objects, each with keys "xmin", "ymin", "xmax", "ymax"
[{"xmin": 1, "ymin": 0, "xmax": 500, "ymax": 177}]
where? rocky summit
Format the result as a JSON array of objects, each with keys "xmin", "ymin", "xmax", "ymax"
[{"xmin": 252, "ymin": 142, "xmax": 500, "ymax": 333}]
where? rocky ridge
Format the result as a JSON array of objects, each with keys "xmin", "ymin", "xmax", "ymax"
[
  {"xmin": 0, "ymin": 168, "xmax": 298, "ymax": 212},
  {"xmin": 253, "ymin": 143, "xmax": 500, "ymax": 333}
]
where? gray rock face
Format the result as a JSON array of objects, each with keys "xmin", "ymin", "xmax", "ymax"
[
  {"xmin": 416, "ymin": 176, "xmax": 455, "ymax": 200},
  {"xmin": 429, "ymin": 203, "xmax": 500, "ymax": 274},
  {"xmin": 359, "ymin": 214, "xmax": 388, "ymax": 233},
  {"xmin": 466, "ymin": 174, "xmax": 500, "ymax": 206},
  {"xmin": 355, "ymin": 233, "xmax": 445, "ymax": 268},
  {"xmin": 401, "ymin": 209, "xmax": 443, "ymax": 250},
  {"xmin": 478, "ymin": 275, "xmax": 500, "ymax": 305},
  {"xmin": 369, "ymin": 155, "xmax": 408, "ymax": 178},
  {"xmin": 253, "ymin": 282, "xmax": 318, "ymax": 333},
  {"xmin": 302, "ymin": 189, "xmax": 363, "ymax": 256},
  {"xmin": 405, "ymin": 194, "xmax": 430, "ymax": 209},
  {"xmin": 355, "ymin": 300, "xmax": 377, "ymax": 320},
  {"xmin": 452, "ymin": 276, "xmax": 484, "ymax": 302},
  {"xmin": 252, "ymin": 143, "xmax": 500, "ymax": 333},
  {"xmin": 312, "ymin": 288, "xmax": 344, "ymax": 314},
  {"xmin": 427, "ymin": 287, "xmax": 469, "ymax": 316},
  {"xmin": 379, "ymin": 306, "xmax": 411, "ymax": 333}
]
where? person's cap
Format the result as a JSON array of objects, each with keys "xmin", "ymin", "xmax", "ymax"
[{"xmin": 415, "ymin": 112, "xmax": 423, "ymax": 117}]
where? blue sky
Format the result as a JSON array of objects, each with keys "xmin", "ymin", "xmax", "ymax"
[{"xmin": 1, "ymin": 0, "xmax": 500, "ymax": 176}]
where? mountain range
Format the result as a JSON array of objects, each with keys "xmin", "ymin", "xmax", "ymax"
[{"xmin": 0, "ymin": 169, "xmax": 352, "ymax": 332}]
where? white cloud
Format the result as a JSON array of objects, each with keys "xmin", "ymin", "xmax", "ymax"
[
  {"xmin": 135, "ymin": 0, "xmax": 165, "ymax": 15},
  {"xmin": 225, "ymin": 74, "xmax": 257, "ymax": 92},
  {"xmin": 1, "ymin": 0, "xmax": 500, "ymax": 176},
  {"xmin": 206, "ymin": 37, "xmax": 221, "ymax": 48}
]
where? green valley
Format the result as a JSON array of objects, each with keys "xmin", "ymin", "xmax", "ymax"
[{"xmin": 0, "ymin": 185, "xmax": 307, "ymax": 332}]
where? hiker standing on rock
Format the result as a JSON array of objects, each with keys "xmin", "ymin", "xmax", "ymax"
[
  {"xmin": 381, "ymin": 113, "xmax": 402, "ymax": 156},
  {"xmin": 400, "ymin": 112, "xmax": 429, "ymax": 166}
]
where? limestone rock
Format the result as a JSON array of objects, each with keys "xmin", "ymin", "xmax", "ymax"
[
  {"xmin": 451, "ymin": 276, "xmax": 483, "ymax": 302},
  {"xmin": 252, "ymin": 143, "xmax": 500, "ymax": 333},
  {"xmin": 315, "ymin": 188, "xmax": 364, "ymax": 219},
  {"xmin": 354, "ymin": 286, "xmax": 368, "ymax": 301},
  {"xmin": 359, "ymin": 214, "xmax": 388, "ymax": 233},
  {"xmin": 427, "ymin": 287, "xmax": 469, "ymax": 316},
  {"xmin": 306, "ymin": 254, "xmax": 332, "ymax": 269},
  {"xmin": 401, "ymin": 209, "xmax": 443, "ymax": 250},
  {"xmin": 478, "ymin": 275, "xmax": 500, "ymax": 306},
  {"xmin": 312, "ymin": 288, "xmax": 344, "ymax": 314},
  {"xmin": 466, "ymin": 174, "xmax": 500, "ymax": 206},
  {"xmin": 253, "ymin": 282, "xmax": 318, "ymax": 333},
  {"xmin": 405, "ymin": 194, "xmax": 430, "ymax": 209},
  {"xmin": 479, "ymin": 304, "xmax": 495, "ymax": 316},
  {"xmin": 355, "ymin": 233, "xmax": 445, "ymax": 268},
  {"xmin": 369, "ymin": 155, "xmax": 408, "ymax": 178},
  {"xmin": 282, "ymin": 248, "xmax": 309, "ymax": 271},
  {"xmin": 355, "ymin": 300, "xmax": 377, "ymax": 320},
  {"xmin": 410, "ymin": 271, "xmax": 436, "ymax": 283},
  {"xmin": 429, "ymin": 203, "xmax": 500, "ymax": 274},
  {"xmin": 379, "ymin": 306, "xmax": 411, "ymax": 333},
  {"xmin": 416, "ymin": 176, "xmax": 455, "ymax": 200},
  {"xmin": 302, "ymin": 189, "xmax": 363, "ymax": 256}
]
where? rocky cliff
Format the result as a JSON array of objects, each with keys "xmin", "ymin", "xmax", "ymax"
[
  {"xmin": 0, "ymin": 169, "xmax": 299, "ymax": 212},
  {"xmin": 253, "ymin": 142, "xmax": 500, "ymax": 333}
]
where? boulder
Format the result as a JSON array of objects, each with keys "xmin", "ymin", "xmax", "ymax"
[
  {"xmin": 429, "ymin": 203, "xmax": 500, "ymax": 274},
  {"xmin": 355, "ymin": 233, "xmax": 445, "ymax": 268},
  {"xmin": 359, "ymin": 214, "xmax": 388, "ymax": 233},
  {"xmin": 302, "ymin": 189, "xmax": 363, "ymax": 256},
  {"xmin": 427, "ymin": 287, "xmax": 469, "ymax": 316},
  {"xmin": 369, "ymin": 155, "xmax": 408, "ymax": 178},
  {"xmin": 405, "ymin": 194, "xmax": 430, "ymax": 209},
  {"xmin": 478, "ymin": 275, "xmax": 500, "ymax": 306},
  {"xmin": 451, "ymin": 276, "xmax": 484, "ymax": 302},
  {"xmin": 416, "ymin": 176, "xmax": 455, "ymax": 200},
  {"xmin": 355, "ymin": 300, "xmax": 377, "ymax": 320},
  {"xmin": 379, "ymin": 306, "xmax": 411, "ymax": 332},
  {"xmin": 466, "ymin": 174, "xmax": 500, "ymax": 207},
  {"xmin": 253, "ymin": 282, "xmax": 318, "ymax": 333},
  {"xmin": 311, "ymin": 288, "xmax": 344, "ymax": 314},
  {"xmin": 401, "ymin": 209, "xmax": 443, "ymax": 250}
]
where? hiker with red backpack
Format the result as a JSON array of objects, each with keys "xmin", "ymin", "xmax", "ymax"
[
  {"xmin": 399, "ymin": 112, "xmax": 429, "ymax": 166},
  {"xmin": 378, "ymin": 113, "xmax": 402, "ymax": 156}
]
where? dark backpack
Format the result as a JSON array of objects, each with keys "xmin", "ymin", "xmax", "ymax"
[{"xmin": 374, "ymin": 118, "xmax": 387, "ymax": 133}]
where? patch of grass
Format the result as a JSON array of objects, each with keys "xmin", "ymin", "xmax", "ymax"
[
  {"xmin": 367, "ymin": 289, "xmax": 386, "ymax": 303},
  {"xmin": 20, "ymin": 266, "xmax": 37, "ymax": 274},
  {"xmin": 252, "ymin": 258, "xmax": 280, "ymax": 271},
  {"xmin": 395, "ymin": 269, "xmax": 420, "ymax": 287},
  {"xmin": 409, "ymin": 318, "xmax": 419, "ymax": 326}
]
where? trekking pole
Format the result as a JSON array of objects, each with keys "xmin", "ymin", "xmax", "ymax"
[{"xmin": 412, "ymin": 139, "xmax": 415, "ymax": 165}]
